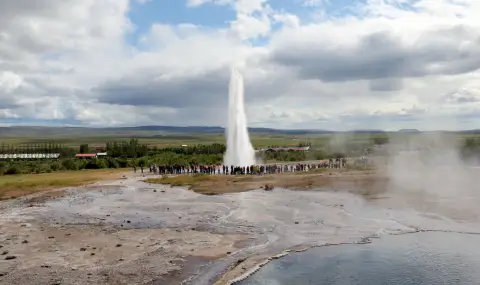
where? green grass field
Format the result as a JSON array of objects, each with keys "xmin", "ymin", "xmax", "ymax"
[
  {"xmin": 0, "ymin": 135, "xmax": 299, "ymax": 148},
  {"xmin": 1, "ymin": 132, "xmax": 477, "ymax": 150},
  {"xmin": 0, "ymin": 133, "xmax": 386, "ymax": 148},
  {"xmin": 0, "ymin": 168, "xmax": 129, "ymax": 200},
  {"xmin": 0, "ymin": 129, "xmax": 477, "ymax": 200}
]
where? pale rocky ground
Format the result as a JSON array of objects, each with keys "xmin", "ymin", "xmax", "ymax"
[{"xmin": 1, "ymin": 167, "xmax": 480, "ymax": 285}]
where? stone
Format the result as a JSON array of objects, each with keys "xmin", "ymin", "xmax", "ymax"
[{"xmin": 264, "ymin": 184, "xmax": 274, "ymax": 191}]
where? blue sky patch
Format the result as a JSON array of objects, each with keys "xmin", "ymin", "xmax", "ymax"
[{"xmin": 127, "ymin": 0, "xmax": 236, "ymax": 44}]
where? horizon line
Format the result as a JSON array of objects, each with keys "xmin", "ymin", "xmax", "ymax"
[{"xmin": 0, "ymin": 125, "xmax": 479, "ymax": 133}]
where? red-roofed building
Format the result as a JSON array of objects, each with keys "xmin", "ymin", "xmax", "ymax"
[{"xmin": 75, "ymin": 153, "xmax": 97, "ymax": 159}]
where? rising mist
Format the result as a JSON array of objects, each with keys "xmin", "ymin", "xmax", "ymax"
[{"xmin": 223, "ymin": 67, "xmax": 256, "ymax": 167}]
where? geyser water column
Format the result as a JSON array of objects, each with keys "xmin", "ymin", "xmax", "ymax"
[{"xmin": 223, "ymin": 67, "xmax": 256, "ymax": 167}]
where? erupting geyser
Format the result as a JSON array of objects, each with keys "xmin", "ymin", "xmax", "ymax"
[{"xmin": 223, "ymin": 67, "xmax": 256, "ymax": 167}]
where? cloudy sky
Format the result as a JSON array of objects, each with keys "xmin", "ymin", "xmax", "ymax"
[{"xmin": 0, "ymin": 0, "xmax": 479, "ymax": 130}]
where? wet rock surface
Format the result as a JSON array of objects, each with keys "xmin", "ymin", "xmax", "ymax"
[
  {"xmin": 1, "ymin": 172, "xmax": 480, "ymax": 285},
  {"xmin": 0, "ymin": 177, "xmax": 249, "ymax": 285}
]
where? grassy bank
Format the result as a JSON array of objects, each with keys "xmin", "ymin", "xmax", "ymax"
[
  {"xmin": 0, "ymin": 168, "xmax": 129, "ymax": 200},
  {"xmin": 0, "ymin": 132, "xmax": 394, "ymax": 149}
]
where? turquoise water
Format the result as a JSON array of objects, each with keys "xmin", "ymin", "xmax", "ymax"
[{"xmin": 237, "ymin": 232, "xmax": 480, "ymax": 285}]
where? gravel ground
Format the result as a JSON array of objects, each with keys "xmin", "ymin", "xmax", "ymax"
[{"xmin": 1, "ymin": 167, "xmax": 480, "ymax": 285}]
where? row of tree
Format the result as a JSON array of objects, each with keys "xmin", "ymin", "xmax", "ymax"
[
  {"xmin": 103, "ymin": 139, "xmax": 149, "ymax": 157},
  {"xmin": 0, "ymin": 152, "xmax": 224, "ymax": 176},
  {"xmin": 1, "ymin": 136, "xmax": 478, "ymax": 163},
  {"xmin": 104, "ymin": 141, "xmax": 313, "ymax": 158},
  {"xmin": 259, "ymin": 149, "xmax": 347, "ymax": 162},
  {"xmin": 0, "ymin": 142, "xmax": 76, "ymax": 158},
  {"xmin": 0, "ymin": 140, "xmax": 231, "ymax": 159},
  {"xmin": 150, "ymin": 143, "xmax": 226, "ymax": 155},
  {"xmin": 0, "ymin": 157, "xmax": 131, "ymax": 175},
  {"xmin": 0, "ymin": 139, "xmax": 322, "ymax": 159},
  {"xmin": 0, "ymin": 142, "xmax": 70, "ymax": 153}
]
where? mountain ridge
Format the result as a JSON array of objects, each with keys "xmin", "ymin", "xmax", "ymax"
[{"xmin": 0, "ymin": 125, "xmax": 478, "ymax": 137}]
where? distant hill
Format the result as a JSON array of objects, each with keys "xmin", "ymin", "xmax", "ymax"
[
  {"xmin": 462, "ymin": 129, "xmax": 480, "ymax": 134},
  {"xmin": 350, "ymin": 129, "xmax": 387, "ymax": 134},
  {"xmin": 124, "ymin": 126, "xmax": 336, "ymax": 135},
  {"xmin": 0, "ymin": 125, "xmax": 336, "ymax": 138},
  {"xmin": 0, "ymin": 125, "xmax": 476, "ymax": 138},
  {"xmin": 398, "ymin": 129, "xmax": 421, "ymax": 133}
]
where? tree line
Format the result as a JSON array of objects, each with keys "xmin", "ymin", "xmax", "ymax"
[
  {"xmin": 0, "ymin": 140, "xmax": 315, "ymax": 158},
  {"xmin": 0, "ymin": 142, "xmax": 76, "ymax": 157},
  {"xmin": 0, "ymin": 137, "xmax": 479, "ymax": 176},
  {"xmin": 0, "ymin": 153, "xmax": 223, "ymax": 176},
  {"xmin": 149, "ymin": 143, "xmax": 226, "ymax": 155}
]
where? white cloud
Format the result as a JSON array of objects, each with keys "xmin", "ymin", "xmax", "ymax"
[
  {"xmin": 229, "ymin": 11, "xmax": 272, "ymax": 40},
  {"xmin": 0, "ymin": 71, "xmax": 23, "ymax": 93},
  {"xmin": 301, "ymin": 0, "xmax": 328, "ymax": 7},
  {"xmin": 0, "ymin": 0, "xmax": 479, "ymax": 130}
]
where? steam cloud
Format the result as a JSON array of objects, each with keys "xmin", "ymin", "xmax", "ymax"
[{"xmin": 224, "ymin": 67, "xmax": 256, "ymax": 167}]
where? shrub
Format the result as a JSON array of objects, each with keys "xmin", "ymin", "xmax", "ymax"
[
  {"xmin": 116, "ymin": 158, "xmax": 129, "ymax": 168},
  {"xmin": 62, "ymin": 158, "xmax": 79, "ymax": 171},
  {"xmin": 85, "ymin": 158, "xmax": 108, "ymax": 169},
  {"xmin": 5, "ymin": 165, "xmax": 21, "ymax": 175},
  {"xmin": 105, "ymin": 157, "xmax": 120, "ymax": 168},
  {"xmin": 50, "ymin": 161, "xmax": 63, "ymax": 171}
]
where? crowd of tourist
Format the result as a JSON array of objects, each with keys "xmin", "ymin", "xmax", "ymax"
[{"xmin": 133, "ymin": 158, "xmax": 348, "ymax": 175}]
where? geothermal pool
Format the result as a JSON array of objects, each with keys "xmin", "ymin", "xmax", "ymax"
[
  {"xmin": 237, "ymin": 231, "xmax": 480, "ymax": 285},
  {"xmin": 1, "ymin": 172, "xmax": 480, "ymax": 285}
]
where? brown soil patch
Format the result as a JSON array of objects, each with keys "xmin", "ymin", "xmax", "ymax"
[{"xmin": 146, "ymin": 169, "xmax": 388, "ymax": 197}]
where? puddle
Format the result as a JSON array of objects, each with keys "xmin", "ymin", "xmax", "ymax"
[{"xmin": 237, "ymin": 231, "xmax": 480, "ymax": 285}]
